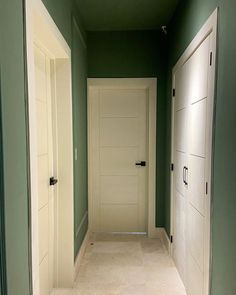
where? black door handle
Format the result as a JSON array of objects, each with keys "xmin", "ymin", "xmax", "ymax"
[
  {"xmin": 183, "ymin": 167, "xmax": 186, "ymax": 185},
  {"xmin": 50, "ymin": 177, "xmax": 58, "ymax": 186},
  {"xmin": 135, "ymin": 161, "xmax": 146, "ymax": 167},
  {"xmin": 183, "ymin": 166, "xmax": 188, "ymax": 185},
  {"xmin": 185, "ymin": 167, "xmax": 188, "ymax": 185}
]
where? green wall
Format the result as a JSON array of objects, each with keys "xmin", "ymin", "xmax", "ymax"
[
  {"xmin": 166, "ymin": 1, "xmax": 236, "ymax": 294},
  {"xmin": 0, "ymin": 72, "xmax": 6, "ymax": 295},
  {"xmin": 42, "ymin": 0, "xmax": 88, "ymax": 259},
  {"xmin": 72, "ymin": 19, "xmax": 88, "ymax": 257},
  {"xmin": 87, "ymin": 30, "xmax": 168, "ymax": 227},
  {"xmin": 0, "ymin": 1, "xmax": 31, "ymax": 294},
  {"xmin": 0, "ymin": 0, "xmax": 88, "ymax": 293}
]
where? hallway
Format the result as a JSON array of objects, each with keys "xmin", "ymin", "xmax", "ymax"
[{"xmin": 52, "ymin": 234, "xmax": 186, "ymax": 295}]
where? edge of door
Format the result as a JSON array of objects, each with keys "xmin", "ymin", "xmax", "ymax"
[
  {"xmin": 170, "ymin": 8, "xmax": 218, "ymax": 295},
  {"xmin": 87, "ymin": 78, "xmax": 158, "ymax": 238},
  {"xmin": 25, "ymin": 0, "xmax": 74, "ymax": 293},
  {"xmin": 0, "ymin": 70, "xmax": 7, "ymax": 295}
]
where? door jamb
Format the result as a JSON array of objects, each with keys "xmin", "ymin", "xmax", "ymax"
[
  {"xmin": 87, "ymin": 78, "xmax": 157, "ymax": 237},
  {"xmin": 170, "ymin": 8, "xmax": 218, "ymax": 294}
]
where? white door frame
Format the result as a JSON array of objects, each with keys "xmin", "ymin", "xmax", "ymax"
[
  {"xmin": 88, "ymin": 78, "xmax": 157, "ymax": 237},
  {"xmin": 170, "ymin": 9, "xmax": 218, "ymax": 294},
  {"xmin": 25, "ymin": 0, "xmax": 74, "ymax": 293}
]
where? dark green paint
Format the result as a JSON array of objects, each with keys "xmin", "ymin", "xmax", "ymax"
[
  {"xmin": 41, "ymin": 0, "xmax": 89, "ymax": 259},
  {"xmin": 0, "ymin": 0, "xmax": 88, "ymax": 293},
  {"xmin": 166, "ymin": 1, "xmax": 236, "ymax": 294},
  {"xmin": 0, "ymin": 71, "xmax": 7, "ymax": 295},
  {"xmin": 76, "ymin": 0, "xmax": 178, "ymax": 31},
  {"xmin": 0, "ymin": 0, "xmax": 31, "ymax": 294},
  {"xmin": 72, "ymin": 18, "xmax": 88, "ymax": 257},
  {"xmin": 88, "ymin": 30, "xmax": 168, "ymax": 226},
  {"xmin": 42, "ymin": 0, "xmax": 88, "ymax": 259}
]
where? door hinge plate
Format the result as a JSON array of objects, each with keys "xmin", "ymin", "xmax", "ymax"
[
  {"xmin": 172, "ymin": 88, "xmax": 176, "ymax": 97},
  {"xmin": 171, "ymin": 163, "xmax": 174, "ymax": 171},
  {"xmin": 170, "ymin": 235, "xmax": 173, "ymax": 243}
]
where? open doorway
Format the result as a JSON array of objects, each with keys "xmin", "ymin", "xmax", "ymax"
[{"xmin": 25, "ymin": 0, "xmax": 74, "ymax": 294}]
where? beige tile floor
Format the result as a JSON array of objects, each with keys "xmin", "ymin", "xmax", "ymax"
[{"xmin": 52, "ymin": 233, "xmax": 187, "ymax": 295}]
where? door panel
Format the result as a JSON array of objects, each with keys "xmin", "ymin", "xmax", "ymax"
[
  {"xmin": 100, "ymin": 118, "xmax": 139, "ymax": 147},
  {"xmin": 188, "ymin": 37, "xmax": 210, "ymax": 104},
  {"xmin": 188, "ymin": 205, "xmax": 204, "ymax": 271},
  {"xmin": 36, "ymin": 101, "xmax": 48, "ymax": 155},
  {"xmin": 175, "ymin": 61, "xmax": 190, "ymax": 111},
  {"xmin": 173, "ymin": 34, "xmax": 212, "ymax": 295},
  {"xmin": 34, "ymin": 45, "xmax": 54, "ymax": 295},
  {"xmin": 39, "ymin": 256, "xmax": 49, "ymax": 295},
  {"xmin": 174, "ymin": 151, "xmax": 186, "ymax": 196},
  {"xmin": 173, "ymin": 191, "xmax": 186, "ymax": 283},
  {"xmin": 39, "ymin": 206, "xmax": 49, "ymax": 263},
  {"xmin": 175, "ymin": 109, "xmax": 188, "ymax": 152},
  {"xmin": 189, "ymin": 98, "xmax": 207, "ymax": 157},
  {"xmin": 91, "ymin": 87, "xmax": 147, "ymax": 233},
  {"xmin": 100, "ymin": 204, "xmax": 139, "ymax": 232},
  {"xmin": 188, "ymin": 155, "xmax": 205, "ymax": 214},
  {"xmin": 100, "ymin": 176, "xmax": 138, "ymax": 204},
  {"xmin": 187, "ymin": 254, "xmax": 204, "ymax": 295},
  {"xmin": 100, "ymin": 147, "xmax": 138, "ymax": 175},
  {"xmin": 38, "ymin": 155, "xmax": 49, "ymax": 209},
  {"xmin": 100, "ymin": 89, "xmax": 142, "ymax": 117}
]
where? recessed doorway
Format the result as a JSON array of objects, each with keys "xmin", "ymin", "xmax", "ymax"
[{"xmin": 88, "ymin": 78, "xmax": 157, "ymax": 237}]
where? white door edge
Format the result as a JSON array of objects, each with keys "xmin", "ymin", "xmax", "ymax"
[
  {"xmin": 25, "ymin": 0, "xmax": 74, "ymax": 293},
  {"xmin": 170, "ymin": 8, "xmax": 218, "ymax": 295},
  {"xmin": 87, "ymin": 78, "xmax": 157, "ymax": 238}
]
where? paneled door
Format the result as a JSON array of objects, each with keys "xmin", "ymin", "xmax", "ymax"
[
  {"xmin": 172, "ymin": 22, "xmax": 216, "ymax": 295},
  {"xmin": 34, "ymin": 44, "xmax": 55, "ymax": 295},
  {"xmin": 89, "ymin": 87, "xmax": 148, "ymax": 233}
]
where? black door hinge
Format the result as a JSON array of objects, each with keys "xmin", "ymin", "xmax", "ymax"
[
  {"xmin": 172, "ymin": 88, "xmax": 176, "ymax": 97},
  {"xmin": 171, "ymin": 163, "xmax": 174, "ymax": 171},
  {"xmin": 170, "ymin": 235, "xmax": 173, "ymax": 243},
  {"xmin": 210, "ymin": 52, "xmax": 213, "ymax": 66}
]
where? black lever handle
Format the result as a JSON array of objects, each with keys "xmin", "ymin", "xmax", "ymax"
[
  {"xmin": 50, "ymin": 177, "xmax": 58, "ymax": 186},
  {"xmin": 183, "ymin": 167, "xmax": 186, "ymax": 184},
  {"xmin": 135, "ymin": 161, "xmax": 146, "ymax": 167},
  {"xmin": 183, "ymin": 166, "xmax": 188, "ymax": 185},
  {"xmin": 185, "ymin": 167, "xmax": 188, "ymax": 185}
]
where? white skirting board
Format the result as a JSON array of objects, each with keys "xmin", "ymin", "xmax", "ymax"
[
  {"xmin": 74, "ymin": 230, "xmax": 90, "ymax": 280},
  {"xmin": 151, "ymin": 227, "xmax": 171, "ymax": 254}
]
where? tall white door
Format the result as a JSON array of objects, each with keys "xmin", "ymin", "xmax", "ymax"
[
  {"xmin": 173, "ymin": 34, "xmax": 213, "ymax": 295},
  {"xmin": 90, "ymin": 87, "xmax": 147, "ymax": 233},
  {"xmin": 34, "ymin": 44, "xmax": 54, "ymax": 295}
]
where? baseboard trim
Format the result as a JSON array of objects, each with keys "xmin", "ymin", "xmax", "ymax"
[
  {"xmin": 74, "ymin": 229, "xmax": 90, "ymax": 280},
  {"xmin": 162, "ymin": 228, "xmax": 171, "ymax": 254},
  {"xmin": 150, "ymin": 227, "xmax": 171, "ymax": 253}
]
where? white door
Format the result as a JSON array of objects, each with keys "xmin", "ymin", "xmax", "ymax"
[
  {"xmin": 34, "ymin": 44, "xmax": 55, "ymax": 295},
  {"xmin": 90, "ymin": 87, "xmax": 148, "ymax": 233},
  {"xmin": 172, "ymin": 34, "xmax": 214, "ymax": 295}
]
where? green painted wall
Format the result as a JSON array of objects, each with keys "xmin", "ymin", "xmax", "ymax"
[
  {"xmin": 166, "ymin": 1, "xmax": 236, "ymax": 294},
  {"xmin": 87, "ymin": 30, "xmax": 168, "ymax": 227},
  {"xmin": 0, "ymin": 72, "xmax": 6, "ymax": 295},
  {"xmin": 0, "ymin": 0, "xmax": 87, "ymax": 293},
  {"xmin": 42, "ymin": 0, "xmax": 88, "ymax": 259},
  {"xmin": 72, "ymin": 19, "xmax": 88, "ymax": 257},
  {"xmin": 0, "ymin": 1, "xmax": 31, "ymax": 294}
]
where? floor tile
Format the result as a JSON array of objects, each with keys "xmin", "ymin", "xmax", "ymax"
[{"xmin": 54, "ymin": 233, "xmax": 187, "ymax": 295}]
